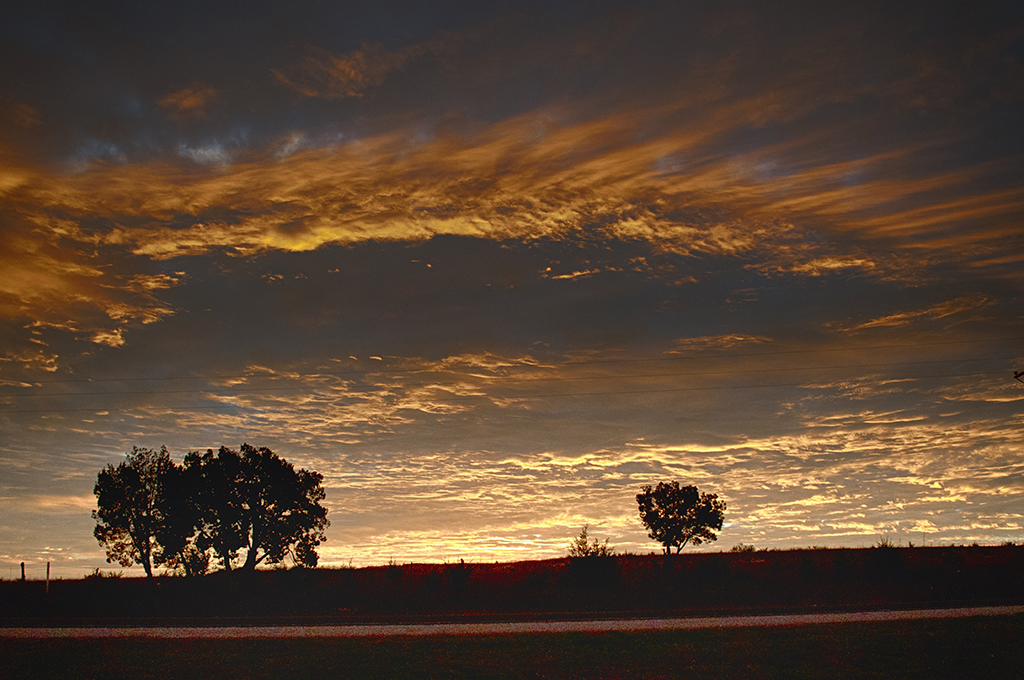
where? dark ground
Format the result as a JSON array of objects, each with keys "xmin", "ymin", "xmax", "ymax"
[
  {"xmin": 2, "ymin": 615, "xmax": 1023, "ymax": 679},
  {"xmin": 3, "ymin": 546, "xmax": 1023, "ymax": 625}
]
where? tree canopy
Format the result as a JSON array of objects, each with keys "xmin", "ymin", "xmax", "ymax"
[
  {"xmin": 93, "ymin": 444, "xmax": 328, "ymax": 575},
  {"xmin": 182, "ymin": 444, "xmax": 329, "ymax": 571},
  {"xmin": 636, "ymin": 482, "xmax": 726, "ymax": 554}
]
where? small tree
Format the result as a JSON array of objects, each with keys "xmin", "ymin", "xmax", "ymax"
[
  {"xmin": 567, "ymin": 524, "xmax": 614, "ymax": 557},
  {"xmin": 636, "ymin": 481, "xmax": 726, "ymax": 554},
  {"xmin": 93, "ymin": 446, "xmax": 178, "ymax": 578}
]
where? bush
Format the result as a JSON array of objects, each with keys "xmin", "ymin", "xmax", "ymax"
[{"xmin": 568, "ymin": 525, "xmax": 615, "ymax": 557}]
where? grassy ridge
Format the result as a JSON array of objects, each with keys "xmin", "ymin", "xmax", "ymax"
[
  {"xmin": 3, "ymin": 546, "xmax": 1023, "ymax": 622},
  {"xmin": 2, "ymin": 615, "xmax": 1023, "ymax": 679}
]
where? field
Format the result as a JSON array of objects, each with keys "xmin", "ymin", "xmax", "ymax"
[
  {"xmin": 2, "ymin": 615, "xmax": 1023, "ymax": 679},
  {"xmin": 3, "ymin": 546, "xmax": 1023, "ymax": 678},
  {"xmin": 3, "ymin": 545, "xmax": 1022, "ymax": 622}
]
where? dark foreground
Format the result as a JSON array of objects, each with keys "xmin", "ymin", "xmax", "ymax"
[
  {"xmin": 3, "ymin": 546, "xmax": 1023, "ymax": 624},
  {"xmin": 4, "ymin": 548, "xmax": 1023, "ymax": 678},
  {"xmin": 2, "ymin": 614, "xmax": 1022, "ymax": 679}
]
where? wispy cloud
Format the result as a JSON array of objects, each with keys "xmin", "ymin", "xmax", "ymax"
[
  {"xmin": 4, "ymin": 97, "xmax": 1016, "ymax": 287},
  {"xmin": 176, "ymin": 142, "xmax": 230, "ymax": 164},
  {"xmin": 0, "ymin": 98, "xmax": 41, "ymax": 129},
  {"xmin": 273, "ymin": 37, "xmax": 444, "ymax": 99},
  {"xmin": 158, "ymin": 84, "xmax": 219, "ymax": 120},
  {"xmin": 847, "ymin": 295, "xmax": 990, "ymax": 330}
]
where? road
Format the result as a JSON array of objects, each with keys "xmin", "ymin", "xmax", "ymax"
[{"xmin": 3, "ymin": 605, "xmax": 1022, "ymax": 638}]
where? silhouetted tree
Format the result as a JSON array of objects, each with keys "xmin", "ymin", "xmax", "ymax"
[
  {"xmin": 567, "ymin": 525, "xmax": 614, "ymax": 557},
  {"xmin": 167, "ymin": 542, "xmax": 210, "ymax": 577},
  {"xmin": 93, "ymin": 446, "xmax": 178, "ymax": 578},
  {"xmin": 636, "ymin": 482, "xmax": 726, "ymax": 554},
  {"xmin": 184, "ymin": 444, "xmax": 329, "ymax": 571},
  {"xmin": 181, "ymin": 447, "xmax": 248, "ymax": 571}
]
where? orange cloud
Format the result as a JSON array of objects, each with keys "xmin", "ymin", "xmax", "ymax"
[
  {"xmin": 0, "ymin": 197, "xmax": 185, "ymax": 357},
  {"xmin": 158, "ymin": 84, "xmax": 219, "ymax": 119},
  {"xmin": 0, "ymin": 494, "xmax": 97, "ymax": 514},
  {"xmin": 4, "ymin": 84, "xmax": 1021, "ymax": 304},
  {"xmin": 1, "ymin": 99, "xmax": 41, "ymax": 129},
  {"xmin": 848, "ymin": 295, "xmax": 990, "ymax": 330},
  {"xmin": 0, "ymin": 230, "xmax": 105, "ymax": 317},
  {"xmin": 273, "ymin": 42, "xmax": 426, "ymax": 99}
]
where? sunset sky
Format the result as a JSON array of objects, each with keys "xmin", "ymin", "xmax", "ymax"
[{"xmin": 2, "ymin": 0, "xmax": 1023, "ymax": 577}]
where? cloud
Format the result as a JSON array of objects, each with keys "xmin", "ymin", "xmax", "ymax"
[
  {"xmin": 273, "ymin": 42, "xmax": 430, "ymax": 99},
  {"xmin": 0, "ymin": 494, "xmax": 96, "ymax": 514},
  {"xmin": 847, "ymin": 295, "xmax": 990, "ymax": 330},
  {"xmin": 5, "ymin": 97, "xmax": 1015, "ymax": 290},
  {"xmin": 158, "ymin": 84, "xmax": 219, "ymax": 120},
  {"xmin": 176, "ymin": 142, "xmax": 230, "ymax": 165},
  {"xmin": 0, "ymin": 206, "xmax": 187, "ymax": 372},
  {"xmin": 0, "ymin": 99, "xmax": 41, "ymax": 129},
  {"xmin": 788, "ymin": 258, "xmax": 875, "ymax": 276},
  {"xmin": 89, "ymin": 328, "xmax": 124, "ymax": 348},
  {"xmin": 669, "ymin": 335, "xmax": 772, "ymax": 353}
]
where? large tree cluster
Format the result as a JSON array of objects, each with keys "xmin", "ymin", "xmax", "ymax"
[{"xmin": 93, "ymin": 444, "xmax": 329, "ymax": 577}]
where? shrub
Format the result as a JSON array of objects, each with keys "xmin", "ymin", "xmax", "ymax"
[{"xmin": 567, "ymin": 525, "xmax": 615, "ymax": 557}]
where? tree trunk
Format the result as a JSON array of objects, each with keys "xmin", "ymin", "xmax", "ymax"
[
  {"xmin": 216, "ymin": 542, "xmax": 232, "ymax": 571},
  {"xmin": 242, "ymin": 522, "xmax": 260, "ymax": 570},
  {"xmin": 134, "ymin": 530, "xmax": 154, "ymax": 578},
  {"xmin": 242, "ymin": 544, "xmax": 259, "ymax": 570}
]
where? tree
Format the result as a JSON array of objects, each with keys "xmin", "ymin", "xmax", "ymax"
[
  {"xmin": 184, "ymin": 444, "xmax": 329, "ymax": 571},
  {"xmin": 636, "ymin": 482, "xmax": 726, "ymax": 554},
  {"xmin": 166, "ymin": 542, "xmax": 210, "ymax": 577},
  {"xmin": 567, "ymin": 525, "xmax": 614, "ymax": 557},
  {"xmin": 181, "ymin": 447, "xmax": 248, "ymax": 572},
  {"xmin": 92, "ymin": 446, "xmax": 178, "ymax": 578}
]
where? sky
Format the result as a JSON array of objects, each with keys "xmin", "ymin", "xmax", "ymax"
[{"xmin": 1, "ymin": 0, "xmax": 1023, "ymax": 578}]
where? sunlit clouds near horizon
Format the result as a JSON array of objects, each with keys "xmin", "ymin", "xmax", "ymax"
[{"xmin": 1, "ymin": 0, "xmax": 1023, "ymax": 575}]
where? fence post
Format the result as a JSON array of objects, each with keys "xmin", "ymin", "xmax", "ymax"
[
  {"xmin": 20, "ymin": 562, "xmax": 25, "ymax": 581},
  {"xmin": 46, "ymin": 562, "xmax": 50, "ymax": 594}
]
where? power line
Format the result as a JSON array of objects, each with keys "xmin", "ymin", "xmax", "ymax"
[
  {"xmin": 561, "ymin": 336, "xmax": 1024, "ymax": 367},
  {"xmin": 0, "ymin": 355, "xmax": 1015, "ymax": 399},
  {"xmin": 0, "ymin": 369, "xmax": 1010, "ymax": 415},
  {"xmin": 9, "ymin": 335, "xmax": 1023, "ymax": 386}
]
